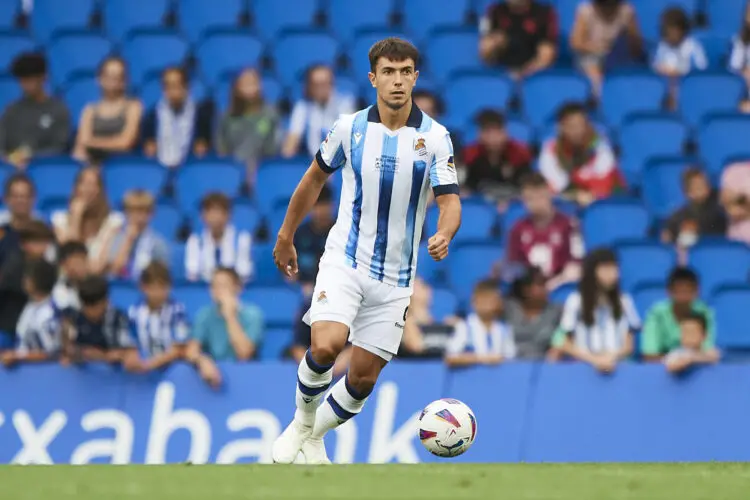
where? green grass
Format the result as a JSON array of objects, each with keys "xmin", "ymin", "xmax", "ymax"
[{"xmin": 1, "ymin": 463, "xmax": 749, "ymax": 499}]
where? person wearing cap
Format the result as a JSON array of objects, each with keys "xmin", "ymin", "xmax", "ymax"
[{"xmin": 0, "ymin": 52, "xmax": 70, "ymax": 168}]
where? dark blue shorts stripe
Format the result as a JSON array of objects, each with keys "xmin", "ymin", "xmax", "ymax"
[
  {"xmin": 305, "ymin": 350, "xmax": 333, "ymax": 374},
  {"xmin": 297, "ymin": 377, "xmax": 330, "ymax": 396},
  {"xmin": 327, "ymin": 394, "xmax": 356, "ymax": 421}
]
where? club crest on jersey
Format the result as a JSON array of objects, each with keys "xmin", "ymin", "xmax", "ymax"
[
  {"xmin": 317, "ymin": 291, "xmax": 328, "ymax": 304},
  {"xmin": 414, "ymin": 137, "xmax": 427, "ymax": 157}
]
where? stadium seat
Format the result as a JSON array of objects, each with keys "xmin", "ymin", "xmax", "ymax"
[
  {"xmin": 446, "ymin": 242, "xmax": 503, "ymax": 304},
  {"xmin": 444, "ymin": 72, "xmax": 513, "ymax": 130},
  {"xmin": 0, "ymin": 163, "xmax": 14, "ymax": 192},
  {"xmin": 557, "ymin": 0, "xmax": 583, "ymax": 37},
  {"xmin": 417, "ymin": 243, "xmax": 446, "ymax": 286},
  {"xmin": 0, "ymin": 33, "xmax": 35, "ymax": 75},
  {"xmin": 104, "ymin": 0, "xmax": 171, "ymax": 43},
  {"xmin": 521, "ymin": 71, "xmax": 591, "ymax": 129},
  {"xmin": 110, "ymin": 283, "xmax": 140, "ymax": 310},
  {"xmin": 173, "ymin": 284, "xmax": 211, "ymax": 320},
  {"xmin": 581, "ymin": 198, "xmax": 650, "ymax": 250},
  {"xmin": 27, "ymin": 159, "xmax": 81, "ymax": 206},
  {"xmin": 138, "ymin": 76, "xmax": 207, "ymax": 110},
  {"xmin": 0, "ymin": 0, "xmax": 19, "ymax": 31},
  {"xmin": 174, "ymin": 159, "xmax": 244, "ymax": 213},
  {"xmin": 616, "ymin": 241, "xmax": 676, "ymax": 291},
  {"xmin": 426, "ymin": 29, "xmax": 481, "ymax": 83},
  {"xmin": 253, "ymin": 0, "xmax": 320, "ymax": 41},
  {"xmin": 694, "ymin": 33, "xmax": 732, "ymax": 69},
  {"xmin": 328, "ymin": 0, "xmax": 394, "ymax": 43},
  {"xmin": 349, "ymin": 30, "xmax": 407, "ymax": 79},
  {"xmin": 178, "ymin": 0, "xmax": 246, "ymax": 43},
  {"xmin": 259, "ymin": 328, "xmax": 293, "ymax": 360},
  {"xmin": 102, "ymin": 158, "xmax": 168, "ymax": 205},
  {"xmin": 600, "ymin": 72, "xmax": 667, "ymax": 128},
  {"xmin": 630, "ymin": 0, "xmax": 700, "ymax": 42},
  {"xmin": 47, "ymin": 34, "xmax": 112, "ymax": 88},
  {"xmin": 678, "ymin": 73, "xmax": 745, "ymax": 127},
  {"xmin": 0, "ymin": 77, "xmax": 20, "ymax": 114},
  {"xmin": 401, "ymin": 0, "xmax": 471, "ymax": 42},
  {"xmin": 196, "ymin": 32, "xmax": 263, "ymax": 86},
  {"xmin": 122, "ymin": 32, "xmax": 189, "ymax": 86},
  {"xmin": 706, "ymin": 0, "xmax": 747, "ymax": 36},
  {"xmin": 255, "ymin": 159, "xmax": 309, "ymax": 215},
  {"xmin": 151, "ymin": 203, "xmax": 184, "ymax": 241},
  {"xmin": 711, "ymin": 286, "xmax": 750, "ymax": 349},
  {"xmin": 688, "ymin": 242, "xmax": 750, "ymax": 298},
  {"xmin": 618, "ymin": 115, "xmax": 689, "ymax": 187},
  {"xmin": 550, "ymin": 282, "xmax": 577, "ymax": 304},
  {"xmin": 31, "ymin": 0, "xmax": 95, "ymax": 43},
  {"xmin": 272, "ymin": 31, "xmax": 339, "ymax": 87},
  {"xmin": 641, "ymin": 158, "xmax": 692, "ymax": 220},
  {"xmin": 253, "ymin": 243, "xmax": 283, "ymax": 285},
  {"xmin": 698, "ymin": 114, "xmax": 750, "ymax": 177},
  {"xmin": 431, "ymin": 288, "xmax": 458, "ymax": 321},
  {"xmin": 501, "ymin": 198, "xmax": 579, "ymax": 238},
  {"xmin": 427, "ymin": 202, "xmax": 497, "ymax": 245},
  {"xmin": 189, "ymin": 200, "xmax": 262, "ymax": 235},
  {"xmin": 61, "ymin": 76, "xmax": 98, "ymax": 124},
  {"xmin": 242, "ymin": 286, "xmax": 303, "ymax": 327},
  {"xmin": 631, "ymin": 282, "xmax": 667, "ymax": 319},
  {"xmin": 507, "ymin": 119, "xmax": 534, "ymax": 144}
]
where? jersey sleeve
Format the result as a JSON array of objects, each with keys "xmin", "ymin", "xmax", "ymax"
[
  {"xmin": 315, "ymin": 117, "xmax": 348, "ymax": 174},
  {"xmin": 429, "ymin": 133, "xmax": 459, "ymax": 196}
]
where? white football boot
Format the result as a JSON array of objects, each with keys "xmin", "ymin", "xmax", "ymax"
[
  {"xmin": 272, "ymin": 420, "xmax": 312, "ymax": 464},
  {"xmin": 301, "ymin": 437, "xmax": 331, "ymax": 465}
]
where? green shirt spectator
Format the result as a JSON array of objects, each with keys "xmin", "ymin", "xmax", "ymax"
[{"xmin": 641, "ymin": 299, "xmax": 715, "ymax": 356}]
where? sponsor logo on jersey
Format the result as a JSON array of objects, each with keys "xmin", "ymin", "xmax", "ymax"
[{"xmin": 375, "ymin": 155, "xmax": 399, "ymax": 173}]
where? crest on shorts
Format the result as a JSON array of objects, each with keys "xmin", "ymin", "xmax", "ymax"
[
  {"xmin": 317, "ymin": 291, "xmax": 328, "ymax": 304},
  {"xmin": 414, "ymin": 137, "xmax": 427, "ymax": 157}
]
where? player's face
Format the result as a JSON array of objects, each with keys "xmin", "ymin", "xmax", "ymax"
[
  {"xmin": 369, "ymin": 58, "xmax": 418, "ymax": 110},
  {"xmin": 522, "ymin": 186, "xmax": 553, "ymax": 217},
  {"xmin": 142, "ymin": 281, "xmax": 170, "ymax": 308}
]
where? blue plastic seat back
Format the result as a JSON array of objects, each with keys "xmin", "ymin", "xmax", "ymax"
[
  {"xmin": 258, "ymin": 328, "xmax": 294, "ymax": 360},
  {"xmin": 255, "ymin": 159, "xmax": 309, "ymax": 215},
  {"xmin": 104, "ymin": 0, "xmax": 171, "ymax": 42},
  {"xmin": 549, "ymin": 282, "xmax": 577, "ymax": 304},
  {"xmin": 48, "ymin": 34, "xmax": 113, "ymax": 88},
  {"xmin": 110, "ymin": 283, "xmax": 140, "ymax": 310},
  {"xmin": 401, "ymin": 0, "xmax": 471, "ymax": 42},
  {"xmin": 122, "ymin": 32, "xmax": 189, "ymax": 86},
  {"xmin": 706, "ymin": 0, "xmax": 747, "ymax": 36},
  {"xmin": 601, "ymin": 72, "xmax": 667, "ymax": 128},
  {"xmin": 631, "ymin": 0, "xmax": 700, "ymax": 42},
  {"xmin": 0, "ymin": 33, "xmax": 35, "ymax": 75},
  {"xmin": 521, "ymin": 71, "xmax": 590, "ymax": 129},
  {"xmin": 641, "ymin": 159, "xmax": 692, "ymax": 220},
  {"xmin": 178, "ymin": 0, "xmax": 245, "ymax": 42},
  {"xmin": 0, "ymin": 77, "xmax": 20, "ymax": 114},
  {"xmin": 445, "ymin": 73, "xmax": 514, "ymax": 129},
  {"xmin": 447, "ymin": 242, "xmax": 503, "ymax": 304},
  {"xmin": 102, "ymin": 158, "xmax": 168, "ymax": 205},
  {"xmin": 689, "ymin": 242, "xmax": 750, "ymax": 298},
  {"xmin": 618, "ymin": 115, "xmax": 689, "ymax": 187},
  {"xmin": 152, "ymin": 203, "xmax": 184, "ymax": 241},
  {"xmin": 328, "ymin": 0, "xmax": 395, "ymax": 43},
  {"xmin": 426, "ymin": 29, "xmax": 481, "ymax": 83},
  {"xmin": 711, "ymin": 286, "xmax": 750, "ymax": 349},
  {"xmin": 242, "ymin": 286, "xmax": 303, "ymax": 327},
  {"xmin": 582, "ymin": 199, "xmax": 650, "ymax": 249},
  {"xmin": 173, "ymin": 284, "xmax": 212, "ymax": 321},
  {"xmin": 27, "ymin": 161, "xmax": 81, "ymax": 206},
  {"xmin": 431, "ymin": 288, "xmax": 458, "ymax": 321},
  {"xmin": 31, "ymin": 0, "xmax": 95, "ymax": 43},
  {"xmin": 699, "ymin": 114, "xmax": 750, "ymax": 176},
  {"xmin": 616, "ymin": 241, "xmax": 676, "ymax": 291},
  {"xmin": 62, "ymin": 76, "xmax": 98, "ymax": 124},
  {"xmin": 174, "ymin": 159, "xmax": 244, "ymax": 213},
  {"xmin": 679, "ymin": 73, "xmax": 745, "ymax": 127},
  {"xmin": 253, "ymin": 0, "xmax": 320, "ymax": 41},
  {"xmin": 632, "ymin": 283, "xmax": 668, "ymax": 319},
  {"xmin": 197, "ymin": 33, "xmax": 263, "ymax": 85},
  {"xmin": 272, "ymin": 32, "xmax": 339, "ymax": 87}
]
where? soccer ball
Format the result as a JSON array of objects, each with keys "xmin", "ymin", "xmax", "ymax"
[{"xmin": 417, "ymin": 398, "xmax": 477, "ymax": 457}]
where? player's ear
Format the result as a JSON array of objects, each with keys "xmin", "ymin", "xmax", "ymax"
[
  {"xmin": 414, "ymin": 69, "xmax": 419, "ymax": 84},
  {"xmin": 368, "ymin": 71, "xmax": 376, "ymax": 88}
]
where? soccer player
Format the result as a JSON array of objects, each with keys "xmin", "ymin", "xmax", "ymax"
[{"xmin": 271, "ymin": 38, "xmax": 462, "ymax": 464}]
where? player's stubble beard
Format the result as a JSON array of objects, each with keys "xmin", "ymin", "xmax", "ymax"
[{"xmin": 382, "ymin": 95, "xmax": 410, "ymax": 111}]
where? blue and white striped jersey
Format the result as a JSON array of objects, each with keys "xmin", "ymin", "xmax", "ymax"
[
  {"xmin": 128, "ymin": 299, "xmax": 190, "ymax": 357},
  {"xmin": 16, "ymin": 297, "xmax": 62, "ymax": 356},
  {"xmin": 315, "ymin": 103, "xmax": 458, "ymax": 288}
]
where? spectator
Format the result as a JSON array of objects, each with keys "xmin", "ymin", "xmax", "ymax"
[
  {"xmin": 412, "ymin": 90, "xmax": 442, "ymax": 118},
  {"xmin": 73, "ymin": 57, "xmax": 143, "ymax": 165},
  {"xmin": 60, "ymin": 274, "xmax": 136, "ymax": 365},
  {"xmin": 662, "ymin": 167, "xmax": 726, "ymax": 248},
  {"xmin": 216, "ymin": 68, "xmax": 279, "ymax": 171},
  {"xmin": 401, "ymin": 278, "xmax": 451, "ymax": 357},
  {"xmin": 462, "ymin": 110, "xmax": 532, "ymax": 202},
  {"xmin": 124, "ymin": 262, "xmax": 189, "ymax": 373},
  {"xmin": 52, "ymin": 166, "xmax": 124, "ymax": 272},
  {"xmin": 445, "ymin": 279, "xmax": 516, "ymax": 367},
  {"xmin": 506, "ymin": 173, "xmax": 582, "ymax": 288},
  {"xmin": 570, "ymin": 0, "xmax": 643, "ymax": 95},
  {"xmin": 188, "ymin": 267, "xmax": 263, "ymax": 362},
  {"xmin": 294, "ymin": 184, "xmax": 334, "ymax": 291},
  {"xmin": 729, "ymin": 2, "xmax": 750, "ymax": 111},
  {"xmin": 539, "ymin": 102, "xmax": 623, "ymax": 205},
  {"xmin": 0, "ymin": 52, "xmax": 70, "ymax": 168},
  {"xmin": 142, "ymin": 67, "xmax": 214, "ymax": 168},
  {"xmin": 109, "ymin": 190, "xmax": 170, "ymax": 281},
  {"xmin": 641, "ymin": 267, "xmax": 716, "ymax": 361},
  {"xmin": 664, "ymin": 312, "xmax": 720, "ymax": 374},
  {"xmin": 479, "ymin": 0, "xmax": 558, "ymax": 79},
  {"xmin": 1, "ymin": 259, "xmax": 60, "ymax": 367},
  {"xmin": 506, "ymin": 267, "xmax": 562, "ymax": 359},
  {"xmin": 0, "ymin": 221, "xmax": 55, "ymax": 348},
  {"xmin": 0, "ymin": 174, "xmax": 36, "ymax": 267},
  {"xmin": 53, "ymin": 241, "xmax": 88, "ymax": 312},
  {"xmin": 652, "ymin": 7, "xmax": 707, "ymax": 79},
  {"xmin": 720, "ymin": 161, "xmax": 750, "ymax": 245},
  {"xmin": 282, "ymin": 65, "xmax": 355, "ymax": 158},
  {"xmin": 551, "ymin": 248, "xmax": 639, "ymax": 373},
  {"xmin": 289, "ymin": 297, "xmax": 351, "ymax": 375},
  {"xmin": 185, "ymin": 193, "xmax": 253, "ymax": 283}
]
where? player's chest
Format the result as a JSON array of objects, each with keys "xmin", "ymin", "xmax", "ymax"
[{"xmin": 358, "ymin": 128, "xmax": 432, "ymax": 176}]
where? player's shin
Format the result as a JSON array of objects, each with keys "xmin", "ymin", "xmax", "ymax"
[
  {"xmin": 311, "ymin": 374, "xmax": 370, "ymax": 439},
  {"xmin": 295, "ymin": 349, "xmax": 334, "ymax": 427}
]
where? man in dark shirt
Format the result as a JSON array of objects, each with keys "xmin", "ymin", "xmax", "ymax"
[
  {"xmin": 0, "ymin": 53, "xmax": 70, "ymax": 168},
  {"xmin": 479, "ymin": 0, "xmax": 558, "ymax": 77},
  {"xmin": 0, "ymin": 174, "xmax": 36, "ymax": 267},
  {"xmin": 663, "ymin": 167, "xmax": 726, "ymax": 248},
  {"xmin": 294, "ymin": 184, "xmax": 334, "ymax": 291}
]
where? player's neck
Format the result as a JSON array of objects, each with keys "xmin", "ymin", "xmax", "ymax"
[{"xmin": 376, "ymin": 98, "xmax": 413, "ymax": 131}]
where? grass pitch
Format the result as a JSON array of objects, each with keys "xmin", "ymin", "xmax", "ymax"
[{"xmin": 1, "ymin": 463, "xmax": 748, "ymax": 500}]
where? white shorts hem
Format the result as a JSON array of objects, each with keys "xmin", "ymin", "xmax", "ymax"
[{"xmin": 351, "ymin": 339, "xmax": 394, "ymax": 362}]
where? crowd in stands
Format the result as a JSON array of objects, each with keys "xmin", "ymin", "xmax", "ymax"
[{"xmin": 0, "ymin": 0, "xmax": 749, "ymax": 384}]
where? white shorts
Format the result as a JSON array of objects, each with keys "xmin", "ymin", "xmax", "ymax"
[{"xmin": 302, "ymin": 258, "xmax": 412, "ymax": 361}]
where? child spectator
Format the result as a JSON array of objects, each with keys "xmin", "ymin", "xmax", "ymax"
[
  {"xmin": 53, "ymin": 241, "xmax": 88, "ymax": 312},
  {"xmin": 506, "ymin": 267, "xmax": 562, "ymax": 359},
  {"xmin": 730, "ymin": 2, "xmax": 750, "ymax": 111},
  {"xmin": 294, "ymin": 184, "xmax": 334, "ymax": 292},
  {"xmin": 552, "ymin": 249, "xmax": 639, "ymax": 373},
  {"xmin": 720, "ymin": 161, "xmax": 750, "ymax": 245},
  {"xmin": 445, "ymin": 279, "xmax": 516, "ymax": 367},
  {"xmin": 641, "ymin": 267, "xmax": 716, "ymax": 361},
  {"xmin": 0, "ymin": 174, "xmax": 37, "ymax": 267},
  {"xmin": 124, "ymin": 262, "xmax": 189, "ymax": 373},
  {"xmin": 185, "ymin": 193, "xmax": 253, "ymax": 283},
  {"xmin": 664, "ymin": 312, "xmax": 720, "ymax": 374},
  {"xmin": 652, "ymin": 7, "xmax": 707, "ymax": 79},
  {"xmin": 109, "ymin": 190, "xmax": 170, "ymax": 281},
  {"xmin": 1, "ymin": 259, "xmax": 61, "ymax": 367}
]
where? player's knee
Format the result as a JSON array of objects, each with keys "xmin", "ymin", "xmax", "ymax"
[
  {"xmin": 346, "ymin": 369, "xmax": 377, "ymax": 398},
  {"xmin": 309, "ymin": 340, "xmax": 339, "ymax": 367}
]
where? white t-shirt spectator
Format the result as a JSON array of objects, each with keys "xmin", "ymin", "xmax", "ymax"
[
  {"xmin": 558, "ymin": 291, "xmax": 640, "ymax": 353},
  {"xmin": 52, "ymin": 211, "xmax": 124, "ymax": 259},
  {"xmin": 288, "ymin": 93, "xmax": 355, "ymax": 157},
  {"xmin": 445, "ymin": 313, "xmax": 517, "ymax": 359},
  {"xmin": 16, "ymin": 297, "xmax": 62, "ymax": 356},
  {"xmin": 52, "ymin": 280, "xmax": 80, "ymax": 312},
  {"xmin": 185, "ymin": 224, "xmax": 253, "ymax": 282},
  {"xmin": 652, "ymin": 37, "xmax": 708, "ymax": 75}
]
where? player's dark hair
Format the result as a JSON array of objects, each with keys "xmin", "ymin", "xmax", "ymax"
[
  {"xmin": 24, "ymin": 258, "xmax": 58, "ymax": 296},
  {"xmin": 475, "ymin": 109, "xmax": 505, "ymax": 129},
  {"xmin": 4, "ymin": 173, "xmax": 35, "ymax": 198},
  {"xmin": 78, "ymin": 274, "xmax": 110, "ymax": 306},
  {"xmin": 19, "ymin": 220, "xmax": 54, "ymax": 243},
  {"xmin": 661, "ymin": 6, "xmax": 691, "ymax": 39},
  {"xmin": 200, "ymin": 192, "xmax": 232, "ymax": 212},
  {"xmin": 213, "ymin": 266, "xmax": 241, "ymax": 285},
  {"xmin": 140, "ymin": 261, "xmax": 172, "ymax": 285},
  {"xmin": 520, "ymin": 172, "xmax": 549, "ymax": 190},
  {"xmin": 667, "ymin": 266, "xmax": 700, "ymax": 289},
  {"xmin": 578, "ymin": 248, "xmax": 622, "ymax": 327},
  {"xmin": 58, "ymin": 241, "xmax": 88, "ymax": 262},
  {"xmin": 681, "ymin": 167, "xmax": 707, "ymax": 191},
  {"xmin": 162, "ymin": 66, "xmax": 189, "ymax": 86},
  {"xmin": 368, "ymin": 37, "xmax": 420, "ymax": 72},
  {"xmin": 556, "ymin": 101, "xmax": 588, "ymax": 122},
  {"xmin": 473, "ymin": 278, "xmax": 501, "ymax": 295},
  {"xmin": 680, "ymin": 310, "xmax": 707, "ymax": 334}
]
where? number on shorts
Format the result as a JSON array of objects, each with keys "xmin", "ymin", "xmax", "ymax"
[{"xmin": 403, "ymin": 306, "xmax": 409, "ymax": 321}]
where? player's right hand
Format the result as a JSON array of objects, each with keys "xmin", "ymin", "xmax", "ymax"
[{"xmin": 273, "ymin": 236, "xmax": 299, "ymax": 278}]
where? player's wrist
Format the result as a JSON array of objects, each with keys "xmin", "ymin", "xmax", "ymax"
[{"xmin": 277, "ymin": 230, "xmax": 294, "ymax": 243}]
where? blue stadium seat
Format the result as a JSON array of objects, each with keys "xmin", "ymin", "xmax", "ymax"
[
  {"xmin": 0, "ymin": 163, "xmax": 14, "ymax": 192},
  {"xmin": 507, "ymin": 119, "xmax": 534, "ymax": 144},
  {"xmin": 152, "ymin": 203, "xmax": 183, "ymax": 241},
  {"xmin": 618, "ymin": 115, "xmax": 689, "ymax": 187},
  {"xmin": 104, "ymin": 0, "xmax": 170, "ymax": 42},
  {"xmin": 0, "ymin": 76, "xmax": 20, "ymax": 113},
  {"xmin": 447, "ymin": 242, "xmax": 503, "ymax": 304},
  {"xmin": 631, "ymin": 282, "xmax": 667, "ymax": 319},
  {"xmin": 255, "ymin": 159, "xmax": 308, "ymax": 215},
  {"xmin": 61, "ymin": 76, "xmax": 98, "ymax": 124},
  {"xmin": 689, "ymin": 242, "xmax": 750, "ymax": 298},
  {"xmin": 122, "ymin": 32, "xmax": 189, "ymax": 86},
  {"xmin": 178, "ymin": 0, "xmax": 245, "ymax": 43},
  {"xmin": 501, "ymin": 198, "xmax": 578, "ymax": 238},
  {"xmin": 0, "ymin": 0, "xmax": 19, "ymax": 31},
  {"xmin": 711, "ymin": 286, "xmax": 750, "ymax": 349},
  {"xmin": 253, "ymin": 243, "xmax": 283, "ymax": 285},
  {"xmin": 694, "ymin": 33, "xmax": 732, "ymax": 69},
  {"xmin": 349, "ymin": 31, "xmax": 406, "ymax": 80},
  {"xmin": 549, "ymin": 282, "xmax": 577, "ymax": 304},
  {"xmin": 601, "ymin": 72, "xmax": 667, "ymax": 128},
  {"xmin": 631, "ymin": 0, "xmax": 700, "ymax": 42},
  {"xmin": 521, "ymin": 71, "xmax": 590, "ymax": 129},
  {"xmin": 110, "ymin": 283, "xmax": 140, "ymax": 310},
  {"xmin": 47, "ymin": 34, "xmax": 112, "ymax": 88},
  {"xmin": 706, "ymin": 0, "xmax": 747, "ymax": 36},
  {"xmin": 641, "ymin": 158, "xmax": 692, "ymax": 219},
  {"xmin": 173, "ymin": 284, "xmax": 211, "ymax": 320},
  {"xmin": 431, "ymin": 288, "xmax": 458, "ymax": 321},
  {"xmin": 557, "ymin": 0, "xmax": 583, "ymax": 37},
  {"xmin": 138, "ymin": 76, "xmax": 207, "ymax": 110},
  {"xmin": 174, "ymin": 159, "xmax": 244, "ymax": 213},
  {"xmin": 581, "ymin": 198, "xmax": 650, "ymax": 249},
  {"xmin": 272, "ymin": 32, "xmax": 338, "ymax": 87},
  {"xmin": 242, "ymin": 286, "xmax": 303, "ymax": 327},
  {"xmin": 102, "ymin": 158, "xmax": 168, "ymax": 205},
  {"xmin": 197, "ymin": 33, "xmax": 263, "ymax": 86},
  {"xmin": 253, "ymin": 0, "xmax": 320, "ymax": 41},
  {"xmin": 0, "ymin": 33, "xmax": 34, "ymax": 74},
  {"xmin": 417, "ymin": 243, "xmax": 446, "ymax": 286},
  {"xmin": 444, "ymin": 73, "xmax": 513, "ymax": 130},
  {"xmin": 170, "ymin": 243, "xmax": 186, "ymax": 282},
  {"xmin": 698, "ymin": 114, "xmax": 750, "ymax": 177},
  {"xmin": 31, "ymin": 0, "xmax": 95, "ymax": 43},
  {"xmin": 401, "ymin": 0, "xmax": 471, "ymax": 42},
  {"xmin": 426, "ymin": 202, "xmax": 497, "ymax": 245},
  {"xmin": 259, "ymin": 328, "xmax": 293, "ymax": 360},
  {"xmin": 426, "ymin": 29, "xmax": 481, "ymax": 83},
  {"xmin": 679, "ymin": 73, "xmax": 745, "ymax": 127},
  {"xmin": 27, "ymin": 159, "xmax": 80, "ymax": 206},
  {"xmin": 329, "ymin": 0, "xmax": 394, "ymax": 43},
  {"xmin": 190, "ymin": 200, "xmax": 261, "ymax": 235},
  {"xmin": 616, "ymin": 241, "xmax": 676, "ymax": 291}
]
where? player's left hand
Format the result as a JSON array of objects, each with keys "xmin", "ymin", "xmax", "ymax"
[{"xmin": 427, "ymin": 233, "xmax": 450, "ymax": 261}]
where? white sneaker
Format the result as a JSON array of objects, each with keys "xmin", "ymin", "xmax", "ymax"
[
  {"xmin": 302, "ymin": 437, "xmax": 331, "ymax": 465},
  {"xmin": 272, "ymin": 420, "xmax": 312, "ymax": 464}
]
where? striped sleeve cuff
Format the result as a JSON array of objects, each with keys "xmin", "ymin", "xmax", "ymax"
[
  {"xmin": 315, "ymin": 151, "xmax": 336, "ymax": 174},
  {"xmin": 432, "ymin": 184, "xmax": 459, "ymax": 196}
]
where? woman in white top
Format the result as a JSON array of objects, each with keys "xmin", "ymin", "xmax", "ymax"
[
  {"xmin": 728, "ymin": 1, "xmax": 750, "ymax": 111},
  {"xmin": 52, "ymin": 166, "xmax": 124, "ymax": 274},
  {"xmin": 652, "ymin": 7, "xmax": 707, "ymax": 78},
  {"xmin": 552, "ymin": 248, "xmax": 640, "ymax": 373}
]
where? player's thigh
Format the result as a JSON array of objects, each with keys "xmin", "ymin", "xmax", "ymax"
[
  {"xmin": 350, "ymin": 290, "xmax": 411, "ymax": 361},
  {"xmin": 310, "ymin": 320, "xmax": 349, "ymax": 361},
  {"xmin": 347, "ymin": 344, "xmax": 388, "ymax": 391}
]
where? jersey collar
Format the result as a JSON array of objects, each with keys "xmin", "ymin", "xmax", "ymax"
[{"xmin": 367, "ymin": 101, "xmax": 423, "ymax": 128}]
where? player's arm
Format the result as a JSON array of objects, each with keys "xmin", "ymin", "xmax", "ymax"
[{"xmin": 428, "ymin": 134, "xmax": 461, "ymax": 261}]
